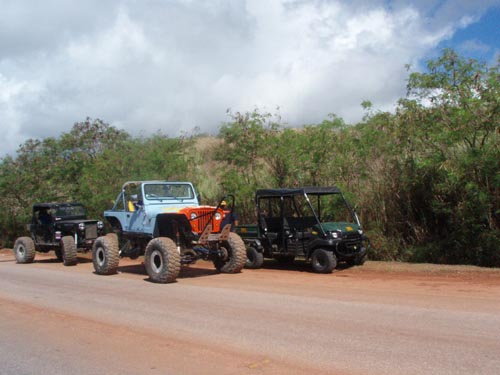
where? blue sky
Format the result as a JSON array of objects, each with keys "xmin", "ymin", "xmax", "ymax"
[
  {"xmin": 1, "ymin": 0, "xmax": 500, "ymax": 157},
  {"xmin": 438, "ymin": 5, "xmax": 500, "ymax": 63}
]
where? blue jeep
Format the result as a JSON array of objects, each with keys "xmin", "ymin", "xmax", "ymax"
[{"xmin": 92, "ymin": 181, "xmax": 246, "ymax": 283}]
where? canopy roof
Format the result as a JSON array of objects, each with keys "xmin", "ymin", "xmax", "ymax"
[{"xmin": 256, "ymin": 186, "xmax": 342, "ymax": 198}]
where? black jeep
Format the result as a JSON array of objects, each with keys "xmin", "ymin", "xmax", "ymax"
[
  {"xmin": 236, "ymin": 187, "xmax": 370, "ymax": 273},
  {"xmin": 13, "ymin": 202, "xmax": 105, "ymax": 266}
]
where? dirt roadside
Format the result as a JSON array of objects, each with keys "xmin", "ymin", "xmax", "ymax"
[{"xmin": 1, "ymin": 247, "xmax": 500, "ymax": 375}]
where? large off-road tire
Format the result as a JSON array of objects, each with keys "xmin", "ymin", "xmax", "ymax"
[
  {"xmin": 311, "ymin": 248, "xmax": 337, "ymax": 273},
  {"xmin": 144, "ymin": 237, "xmax": 181, "ymax": 283},
  {"xmin": 214, "ymin": 232, "xmax": 246, "ymax": 273},
  {"xmin": 92, "ymin": 235, "xmax": 120, "ymax": 275},
  {"xmin": 13, "ymin": 237, "xmax": 36, "ymax": 264},
  {"xmin": 61, "ymin": 236, "xmax": 78, "ymax": 266},
  {"xmin": 245, "ymin": 246, "xmax": 264, "ymax": 269}
]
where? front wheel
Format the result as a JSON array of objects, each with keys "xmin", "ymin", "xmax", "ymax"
[
  {"xmin": 214, "ymin": 233, "xmax": 246, "ymax": 273},
  {"xmin": 13, "ymin": 237, "xmax": 36, "ymax": 264},
  {"xmin": 61, "ymin": 236, "xmax": 77, "ymax": 266},
  {"xmin": 92, "ymin": 235, "xmax": 120, "ymax": 275},
  {"xmin": 245, "ymin": 246, "xmax": 264, "ymax": 269},
  {"xmin": 311, "ymin": 248, "xmax": 337, "ymax": 273},
  {"xmin": 144, "ymin": 237, "xmax": 181, "ymax": 283}
]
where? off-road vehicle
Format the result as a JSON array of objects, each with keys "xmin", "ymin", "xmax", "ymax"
[
  {"xmin": 92, "ymin": 181, "xmax": 246, "ymax": 283},
  {"xmin": 236, "ymin": 187, "xmax": 369, "ymax": 273},
  {"xmin": 13, "ymin": 202, "xmax": 105, "ymax": 266}
]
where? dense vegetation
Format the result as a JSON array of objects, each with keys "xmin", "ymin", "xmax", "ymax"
[{"xmin": 1, "ymin": 50, "xmax": 499, "ymax": 266}]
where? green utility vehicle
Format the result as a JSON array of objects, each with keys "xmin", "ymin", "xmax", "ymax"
[{"xmin": 236, "ymin": 187, "xmax": 369, "ymax": 273}]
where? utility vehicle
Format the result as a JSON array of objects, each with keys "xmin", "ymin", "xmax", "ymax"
[{"xmin": 236, "ymin": 187, "xmax": 369, "ymax": 273}]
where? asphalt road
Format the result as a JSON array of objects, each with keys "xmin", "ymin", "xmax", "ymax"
[{"xmin": 1, "ymin": 249, "xmax": 500, "ymax": 375}]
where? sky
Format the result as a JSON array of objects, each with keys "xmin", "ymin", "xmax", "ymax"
[{"xmin": 1, "ymin": 0, "xmax": 499, "ymax": 157}]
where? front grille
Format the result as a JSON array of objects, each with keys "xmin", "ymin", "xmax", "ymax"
[
  {"xmin": 191, "ymin": 209, "xmax": 218, "ymax": 233},
  {"xmin": 338, "ymin": 237, "xmax": 362, "ymax": 256},
  {"xmin": 344, "ymin": 232, "xmax": 361, "ymax": 240},
  {"xmin": 85, "ymin": 224, "xmax": 98, "ymax": 239}
]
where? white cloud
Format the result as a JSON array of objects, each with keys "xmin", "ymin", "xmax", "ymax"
[{"xmin": 1, "ymin": 0, "xmax": 499, "ymax": 157}]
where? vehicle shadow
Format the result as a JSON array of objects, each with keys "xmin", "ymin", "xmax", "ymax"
[
  {"xmin": 259, "ymin": 260, "xmax": 312, "ymax": 273},
  {"xmin": 179, "ymin": 266, "xmax": 219, "ymax": 279},
  {"xmin": 259, "ymin": 259, "xmax": 353, "ymax": 274},
  {"xmin": 0, "ymin": 259, "xmax": 16, "ymax": 263},
  {"xmin": 76, "ymin": 257, "xmax": 93, "ymax": 264},
  {"xmin": 114, "ymin": 263, "xmax": 148, "ymax": 276},
  {"xmin": 34, "ymin": 255, "xmax": 93, "ymax": 264},
  {"xmin": 35, "ymin": 258, "xmax": 62, "ymax": 264},
  {"xmin": 113, "ymin": 263, "xmax": 218, "ymax": 281}
]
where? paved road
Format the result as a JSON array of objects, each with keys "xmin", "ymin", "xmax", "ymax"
[{"xmin": 1, "ymin": 249, "xmax": 500, "ymax": 375}]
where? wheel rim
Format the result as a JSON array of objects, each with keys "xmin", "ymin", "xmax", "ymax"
[
  {"xmin": 96, "ymin": 246, "xmax": 106, "ymax": 266},
  {"xmin": 151, "ymin": 249, "xmax": 163, "ymax": 273},
  {"xmin": 18, "ymin": 245, "xmax": 25, "ymax": 257},
  {"xmin": 314, "ymin": 253, "xmax": 325, "ymax": 268},
  {"xmin": 219, "ymin": 246, "xmax": 229, "ymax": 261}
]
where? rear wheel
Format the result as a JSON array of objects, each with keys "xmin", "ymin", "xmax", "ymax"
[
  {"xmin": 13, "ymin": 237, "xmax": 36, "ymax": 264},
  {"xmin": 245, "ymin": 246, "xmax": 264, "ymax": 269},
  {"xmin": 92, "ymin": 235, "xmax": 120, "ymax": 275},
  {"xmin": 311, "ymin": 248, "xmax": 336, "ymax": 273},
  {"xmin": 61, "ymin": 236, "xmax": 77, "ymax": 266},
  {"xmin": 144, "ymin": 237, "xmax": 181, "ymax": 283},
  {"xmin": 214, "ymin": 233, "xmax": 246, "ymax": 273}
]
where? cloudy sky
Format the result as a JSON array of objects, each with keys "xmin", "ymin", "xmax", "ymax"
[{"xmin": 1, "ymin": 0, "xmax": 499, "ymax": 157}]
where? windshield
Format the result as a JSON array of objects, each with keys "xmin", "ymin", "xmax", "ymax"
[
  {"xmin": 308, "ymin": 193, "xmax": 355, "ymax": 223},
  {"xmin": 144, "ymin": 183, "xmax": 194, "ymax": 200},
  {"xmin": 53, "ymin": 204, "xmax": 87, "ymax": 218}
]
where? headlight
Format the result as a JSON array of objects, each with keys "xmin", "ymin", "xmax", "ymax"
[
  {"xmin": 332, "ymin": 231, "xmax": 339, "ymax": 239},
  {"xmin": 215, "ymin": 212, "xmax": 222, "ymax": 220},
  {"xmin": 78, "ymin": 223, "xmax": 85, "ymax": 231},
  {"xmin": 97, "ymin": 221, "xmax": 104, "ymax": 229},
  {"xmin": 190, "ymin": 213, "xmax": 197, "ymax": 220},
  {"xmin": 358, "ymin": 229, "xmax": 363, "ymax": 235}
]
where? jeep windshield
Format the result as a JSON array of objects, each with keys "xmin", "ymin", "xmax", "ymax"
[
  {"xmin": 53, "ymin": 204, "xmax": 87, "ymax": 219},
  {"xmin": 144, "ymin": 183, "xmax": 195, "ymax": 201}
]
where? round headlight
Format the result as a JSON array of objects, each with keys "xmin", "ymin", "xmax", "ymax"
[
  {"xmin": 78, "ymin": 223, "xmax": 85, "ymax": 231},
  {"xmin": 215, "ymin": 212, "xmax": 222, "ymax": 220},
  {"xmin": 190, "ymin": 213, "xmax": 197, "ymax": 220},
  {"xmin": 358, "ymin": 229, "xmax": 363, "ymax": 235},
  {"xmin": 97, "ymin": 221, "xmax": 104, "ymax": 229}
]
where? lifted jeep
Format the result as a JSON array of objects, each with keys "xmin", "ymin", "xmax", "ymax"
[
  {"xmin": 92, "ymin": 181, "xmax": 246, "ymax": 283},
  {"xmin": 13, "ymin": 202, "xmax": 105, "ymax": 266},
  {"xmin": 236, "ymin": 187, "xmax": 370, "ymax": 273}
]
